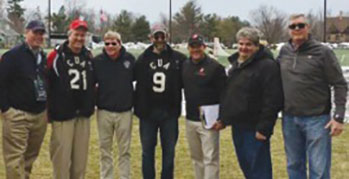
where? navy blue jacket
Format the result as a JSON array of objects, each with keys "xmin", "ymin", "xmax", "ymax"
[{"xmin": 0, "ymin": 42, "xmax": 47, "ymax": 113}]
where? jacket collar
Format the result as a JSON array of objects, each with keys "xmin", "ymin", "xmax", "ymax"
[
  {"xmin": 189, "ymin": 54, "xmax": 208, "ymax": 66},
  {"xmin": 59, "ymin": 40, "xmax": 88, "ymax": 55},
  {"xmin": 144, "ymin": 43, "xmax": 173, "ymax": 57},
  {"xmin": 287, "ymin": 34, "xmax": 316, "ymax": 52},
  {"xmin": 228, "ymin": 45, "xmax": 272, "ymax": 69},
  {"xmin": 102, "ymin": 46, "xmax": 126, "ymax": 61}
]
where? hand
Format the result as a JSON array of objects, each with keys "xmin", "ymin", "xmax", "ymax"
[
  {"xmin": 211, "ymin": 121, "xmax": 225, "ymax": 131},
  {"xmin": 255, "ymin": 131, "xmax": 267, "ymax": 141},
  {"xmin": 325, "ymin": 119, "xmax": 344, "ymax": 137}
]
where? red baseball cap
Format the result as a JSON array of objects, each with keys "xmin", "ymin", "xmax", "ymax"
[{"xmin": 69, "ymin": 19, "xmax": 88, "ymax": 30}]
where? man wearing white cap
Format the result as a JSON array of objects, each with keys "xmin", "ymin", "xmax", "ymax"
[{"xmin": 134, "ymin": 23, "xmax": 187, "ymax": 179}]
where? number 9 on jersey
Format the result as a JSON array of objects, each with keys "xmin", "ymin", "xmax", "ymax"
[{"xmin": 153, "ymin": 72, "xmax": 166, "ymax": 93}]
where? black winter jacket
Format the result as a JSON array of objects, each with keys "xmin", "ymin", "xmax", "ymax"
[
  {"xmin": 134, "ymin": 44, "xmax": 186, "ymax": 119},
  {"xmin": 182, "ymin": 55, "xmax": 226, "ymax": 121},
  {"xmin": 278, "ymin": 37, "xmax": 347, "ymax": 122},
  {"xmin": 47, "ymin": 41, "xmax": 95, "ymax": 121},
  {"xmin": 0, "ymin": 43, "xmax": 47, "ymax": 113},
  {"xmin": 220, "ymin": 46, "xmax": 284, "ymax": 137},
  {"xmin": 93, "ymin": 47, "xmax": 135, "ymax": 112}
]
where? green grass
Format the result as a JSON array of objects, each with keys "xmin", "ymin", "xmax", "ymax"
[{"xmin": 0, "ymin": 117, "xmax": 348, "ymax": 179}]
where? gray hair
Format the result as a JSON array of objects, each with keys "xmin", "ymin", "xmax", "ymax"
[
  {"xmin": 289, "ymin": 13, "xmax": 309, "ymax": 24},
  {"xmin": 104, "ymin": 30, "xmax": 122, "ymax": 42},
  {"xmin": 236, "ymin": 27, "xmax": 261, "ymax": 45}
]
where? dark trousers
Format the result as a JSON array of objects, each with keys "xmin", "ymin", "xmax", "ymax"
[
  {"xmin": 232, "ymin": 126, "xmax": 272, "ymax": 179},
  {"xmin": 140, "ymin": 109, "xmax": 179, "ymax": 179}
]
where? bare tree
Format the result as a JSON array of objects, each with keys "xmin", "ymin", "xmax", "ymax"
[
  {"xmin": 306, "ymin": 10, "xmax": 324, "ymax": 41},
  {"xmin": 25, "ymin": 6, "xmax": 43, "ymax": 22},
  {"xmin": 250, "ymin": 5, "xmax": 287, "ymax": 43},
  {"xmin": 65, "ymin": 0, "xmax": 86, "ymax": 20},
  {"xmin": 159, "ymin": 13, "xmax": 169, "ymax": 29}
]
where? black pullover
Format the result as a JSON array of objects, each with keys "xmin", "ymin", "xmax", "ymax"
[
  {"xmin": 182, "ymin": 55, "xmax": 226, "ymax": 121},
  {"xmin": 93, "ymin": 47, "xmax": 135, "ymax": 112},
  {"xmin": 47, "ymin": 41, "xmax": 95, "ymax": 121},
  {"xmin": 134, "ymin": 44, "xmax": 187, "ymax": 119}
]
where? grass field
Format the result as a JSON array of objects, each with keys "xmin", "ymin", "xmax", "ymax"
[{"xmin": 0, "ymin": 116, "xmax": 348, "ymax": 179}]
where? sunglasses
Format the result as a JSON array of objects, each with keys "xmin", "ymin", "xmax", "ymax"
[
  {"xmin": 154, "ymin": 33, "xmax": 165, "ymax": 40},
  {"xmin": 105, "ymin": 42, "xmax": 118, "ymax": 46},
  {"xmin": 288, "ymin": 23, "xmax": 307, "ymax": 30}
]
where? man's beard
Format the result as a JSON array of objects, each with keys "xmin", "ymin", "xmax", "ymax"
[{"xmin": 154, "ymin": 42, "xmax": 166, "ymax": 51}]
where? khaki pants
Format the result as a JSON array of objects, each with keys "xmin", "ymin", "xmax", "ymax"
[
  {"xmin": 185, "ymin": 120, "xmax": 220, "ymax": 179},
  {"xmin": 2, "ymin": 107, "xmax": 47, "ymax": 179},
  {"xmin": 97, "ymin": 109, "xmax": 133, "ymax": 179},
  {"xmin": 50, "ymin": 117, "xmax": 90, "ymax": 179}
]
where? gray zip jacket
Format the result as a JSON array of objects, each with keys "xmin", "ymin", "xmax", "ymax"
[{"xmin": 278, "ymin": 37, "xmax": 347, "ymax": 123}]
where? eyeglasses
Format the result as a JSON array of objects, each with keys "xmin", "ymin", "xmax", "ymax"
[
  {"xmin": 288, "ymin": 23, "xmax": 307, "ymax": 30},
  {"xmin": 105, "ymin": 42, "xmax": 118, "ymax": 46}
]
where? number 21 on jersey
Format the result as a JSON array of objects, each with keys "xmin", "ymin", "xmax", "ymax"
[{"xmin": 68, "ymin": 69, "xmax": 87, "ymax": 90}]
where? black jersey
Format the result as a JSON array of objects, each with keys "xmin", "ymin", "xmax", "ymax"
[
  {"xmin": 134, "ymin": 44, "xmax": 187, "ymax": 119},
  {"xmin": 47, "ymin": 41, "xmax": 95, "ymax": 121}
]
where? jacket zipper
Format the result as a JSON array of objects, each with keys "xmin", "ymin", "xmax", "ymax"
[{"xmin": 293, "ymin": 51, "xmax": 298, "ymax": 69}]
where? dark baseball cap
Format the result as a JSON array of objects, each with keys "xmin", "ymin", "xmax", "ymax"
[
  {"xmin": 26, "ymin": 20, "xmax": 46, "ymax": 32},
  {"xmin": 188, "ymin": 34, "xmax": 204, "ymax": 46},
  {"xmin": 70, "ymin": 19, "xmax": 88, "ymax": 30}
]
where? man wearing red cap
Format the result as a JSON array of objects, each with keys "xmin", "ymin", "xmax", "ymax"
[{"xmin": 46, "ymin": 19, "xmax": 95, "ymax": 179}]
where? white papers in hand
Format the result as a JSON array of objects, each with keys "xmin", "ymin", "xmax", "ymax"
[{"xmin": 200, "ymin": 104, "xmax": 219, "ymax": 129}]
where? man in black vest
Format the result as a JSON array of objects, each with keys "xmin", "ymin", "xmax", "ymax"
[
  {"xmin": 0, "ymin": 20, "xmax": 47, "ymax": 179},
  {"xmin": 47, "ymin": 19, "xmax": 95, "ymax": 179},
  {"xmin": 134, "ymin": 23, "xmax": 187, "ymax": 179}
]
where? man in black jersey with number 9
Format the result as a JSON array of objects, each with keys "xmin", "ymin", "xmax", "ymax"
[{"xmin": 134, "ymin": 23, "xmax": 187, "ymax": 179}]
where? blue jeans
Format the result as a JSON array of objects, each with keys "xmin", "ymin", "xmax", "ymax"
[
  {"xmin": 139, "ymin": 109, "xmax": 179, "ymax": 179},
  {"xmin": 232, "ymin": 126, "xmax": 272, "ymax": 179},
  {"xmin": 282, "ymin": 114, "xmax": 331, "ymax": 179}
]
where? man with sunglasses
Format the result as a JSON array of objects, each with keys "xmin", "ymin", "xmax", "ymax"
[
  {"xmin": 278, "ymin": 14, "xmax": 347, "ymax": 179},
  {"xmin": 0, "ymin": 20, "xmax": 47, "ymax": 179},
  {"xmin": 93, "ymin": 31, "xmax": 135, "ymax": 179},
  {"xmin": 134, "ymin": 23, "xmax": 186, "ymax": 179}
]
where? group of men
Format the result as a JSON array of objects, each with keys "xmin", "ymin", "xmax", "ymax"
[{"xmin": 0, "ymin": 13, "xmax": 346, "ymax": 179}]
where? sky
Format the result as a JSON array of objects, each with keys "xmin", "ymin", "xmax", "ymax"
[{"xmin": 21, "ymin": 0, "xmax": 348, "ymax": 23}]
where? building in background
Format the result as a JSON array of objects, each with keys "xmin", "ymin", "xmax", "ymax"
[{"xmin": 327, "ymin": 11, "xmax": 349, "ymax": 43}]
